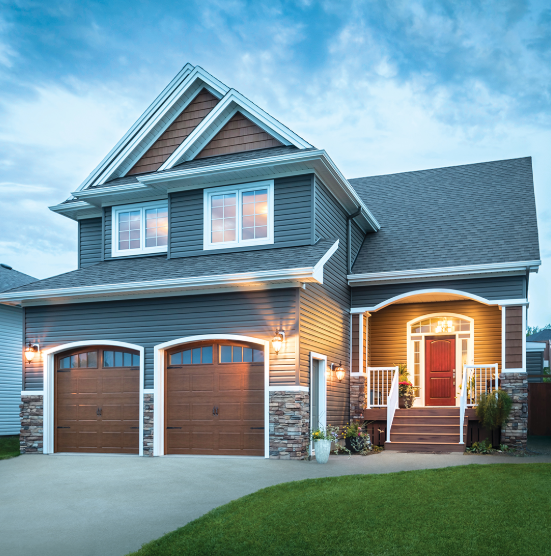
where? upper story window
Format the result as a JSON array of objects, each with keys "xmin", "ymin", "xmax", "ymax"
[
  {"xmin": 203, "ymin": 180, "xmax": 274, "ymax": 250},
  {"xmin": 112, "ymin": 201, "xmax": 168, "ymax": 257}
]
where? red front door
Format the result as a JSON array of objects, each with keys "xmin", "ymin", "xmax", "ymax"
[{"xmin": 425, "ymin": 336, "xmax": 456, "ymax": 406}]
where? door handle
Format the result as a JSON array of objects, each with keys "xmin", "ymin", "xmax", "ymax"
[
  {"xmin": 212, "ymin": 406, "xmax": 216, "ymax": 416},
  {"xmin": 96, "ymin": 407, "xmax": 101, "ymax": 416},
  {"xmin": 215, "ymin": 406, "xmax": 219, "ymax": 416},
  {"xmin": 452, "ymin": 369, "xmax": 456, "ymax": 386}
]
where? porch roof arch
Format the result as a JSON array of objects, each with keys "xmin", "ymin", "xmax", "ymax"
[{"xmin": 350, "ymin": 288, "xmax": 528, "ymax": 313}]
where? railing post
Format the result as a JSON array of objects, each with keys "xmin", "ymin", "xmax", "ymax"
[{"xmin": 366, "ymin": 367, "xmax": 371, "ymax": 409}]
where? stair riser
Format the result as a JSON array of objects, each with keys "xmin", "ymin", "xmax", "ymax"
[
  {"xmin": 395, "ymin": 409, "xmax": 459, "ymax": 416},
  {"xmin": 390, "ymin": 434, "xmax": 460, "ymax": 443},
  {"xmin": 393, "ymin": 418, "xmax": 461, "ymax": 425},
  {"xmin": 392, "ymin": 425, "xmax": 466, "ymax": 434},
  {"xmin": 385, "ymin": 442, "xmax": 465, "ymax": 453}
]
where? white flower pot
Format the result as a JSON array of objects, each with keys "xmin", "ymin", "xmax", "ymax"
[{"xmin": 314, "ymin": 439, "xmax": 332, "ymax": 464}]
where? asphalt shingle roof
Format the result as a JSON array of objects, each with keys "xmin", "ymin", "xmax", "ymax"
[
  {"xmin": 0, "ymin": 264, "xmax": 37, "ymax": 293},
  {"xmin": 6, "ymin": 240, "xmax": 336, "ymax": 294},
  {"xmin": 527, "ymin": 329, "xmax": 551, "ymax": 342},
  {"xmin": 350, "ymin": 157, "xmax": 540, "ymax": 274}
]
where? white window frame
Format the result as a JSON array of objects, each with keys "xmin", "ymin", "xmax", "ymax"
[
  {"xmin": 203, "ymin": 180, "xmax": 275, "ymax": 251},
  {"xmin": 112, "ymin": 200, "xmax": 168, "ymax": 257}
]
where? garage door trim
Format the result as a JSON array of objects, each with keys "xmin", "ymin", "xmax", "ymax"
[
  {"xmin": 40, "ymin": 340, "xmax": 145, "ymax": 455},
  {"xmin": 154, "ymin": 334, "xmax": 270, "ymax": 458}
]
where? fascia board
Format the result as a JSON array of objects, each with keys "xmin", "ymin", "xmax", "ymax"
[
  {"xmin": 159, "ymin": 90, "xmax": 312, "ymax": 170},
  {"xmin": 75, "ymin": 63, "xmax": 195, "ymax": 192},
  {"xmin": 49, "ymin": 201, "xmax": 103, "ymax": 221},
  {"xmin": 96, "ymin": 69, "xmax": 231, "ymax": 186},
  {"xmin": 72, "ymin": 183, "xmax": 155, "ymax": 206},
  {"xmin": 0, "ymin": 267, "xmax": 323, "ymax": 305},
  {"xmin": 347, "ymin": 260, "xmax": 542, "ymax": 285},
  {"xmin": 312, "ymin": 240, "xmax": 340, "ymax": 282}
]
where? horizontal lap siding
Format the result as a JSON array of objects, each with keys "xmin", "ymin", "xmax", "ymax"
[
  {"xmin": 505, "ymin": 306, "xmax": 523, "ymax": 368},
  {"xmin": 368, "ymin": 300, "xmax": 502, "ymax": 372},
  {"xmin": 352, "ymin": 275, "xmax": 526, "ymax": 307},
  {"xmin": 350, "ymin": 220, "xmax": 365, "ymax": 266},
  {"xmin": 0, "ymin": 305, "xmax": 23, "ymax": 434},
  {"xmin": 78, "ymin": 218, "xmax": 102, "ymax": 268},
  {"xmin": 170, "ymin": 174, "xmax": 313, "ymax": 258},
  {"xmin": 299, "ymin": 177, "xmax": 350, "ymax": 428},
  {"xmin": 24, "ymin": 289, "xmax": 299, "ymax": 390}
]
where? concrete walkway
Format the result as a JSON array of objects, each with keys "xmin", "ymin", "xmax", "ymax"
[{"xmin": 2, "ymin": 452, "xmax": 551, "ymax": 556}]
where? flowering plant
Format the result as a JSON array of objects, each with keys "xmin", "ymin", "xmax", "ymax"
[
  {"xmin": 311, "ymin": 424, "xmax": 340, "ymax": 442},
  {"xmin": 399, "ymin": 381, "xmax": 413, "ymax": 397},
  {"xmin": 342, "ymin": 421, "xmax": 366, "ymax": 439}
]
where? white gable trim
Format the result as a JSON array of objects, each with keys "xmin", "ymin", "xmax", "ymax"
[
  {"xmin": 159, "ymin": 89, "xmax": 312, "ymax": 170},
  {"xmin": 76, "ymin": 66, "xmax": 231, "ymax": 190}
]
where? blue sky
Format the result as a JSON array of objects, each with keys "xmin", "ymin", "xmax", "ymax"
[{"xmin": 0, "ymin": 0, "xmax": 550, "ymax": 325}]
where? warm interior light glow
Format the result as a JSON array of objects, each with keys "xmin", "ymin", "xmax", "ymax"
[
  {"xmin": 334, "ymin": 362, "xmax": 345, "ymax": 382},
  {"xmin": 272, "ymin": 332, "xmax": 284, "ymax": 354},
  {"xmin": 24, "ymin": 344, "xmax": 38, "ymax": 363}
]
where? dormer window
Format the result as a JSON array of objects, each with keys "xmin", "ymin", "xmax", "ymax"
[
  {"xmin": 204, "ymin": 180, "xmax": 274, "ymax": 250},
  {"xmin": 112, "ymin": 201, "xmax": 168, "ymax": 257}
]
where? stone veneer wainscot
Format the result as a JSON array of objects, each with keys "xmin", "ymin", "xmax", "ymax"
[
  {"xmin": 269, "ymin": 391, "xmax": 310, "ymax": 459},
  {"xmin": 143, "ymin": 394, "xmax": 154, "ymax": 456},
  {"xmin": 20, "ymin": 395, "xmax": 43, "ymax": 454},
  {"xmin": 500, "ymin": 372, "xmax": 528, "ymax": 449}
]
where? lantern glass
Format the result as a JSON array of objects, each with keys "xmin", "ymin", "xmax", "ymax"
[
  {"xmin": 24, "ymin": 347, "xmax": 35, "ymax": 363},
  {"xmin": 272, "ymin": 333, "xmax": 283, "ymax": 354}
]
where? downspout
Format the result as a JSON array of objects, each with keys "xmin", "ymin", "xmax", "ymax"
[{"xmin": 347, "ymin": 207, "xmax": 362, "ymax": 273}]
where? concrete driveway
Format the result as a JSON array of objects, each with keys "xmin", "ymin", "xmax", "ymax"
[{"xmin": 2, "ymin": 452, "xmax": 551, "ymax": 556}]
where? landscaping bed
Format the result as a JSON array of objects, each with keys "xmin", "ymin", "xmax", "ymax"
[
  {"xmin": 128, "ymin": 463, "xmax": 551, "ymax": 556},
  {"xmin": 0, "ymin": 435, "xmax": 20, "ymax": 460}
]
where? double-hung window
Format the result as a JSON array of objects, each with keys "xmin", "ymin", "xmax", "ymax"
[
  {"xmin": 204, "ymin": 180, "xmax": 274, "ymax": 250},
  {"xmin": 112, "ymin": 201, "xmax": 168, "ymax": 257}
]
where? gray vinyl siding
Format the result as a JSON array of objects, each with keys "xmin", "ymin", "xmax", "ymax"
[
  {"xmin": 350, "ymin": 220, "xmax": 365, "ymax": 267},
  {"xmin": 298, "ymin": 177, "xmax": 350, "ymax": 429},
  {"xmin": 351, "ymin": 275, "xmax": 526, "ymax": 308},
  {"xmin": 78, "ymin": 218, "xmax": 103, "ymax": 268},
  {"xmin": 527, "ymin": 350, "xmax": 544, "ymax": 383},
  {"xmin": 23, "ymin": 288, "xmax": 299, "ymax": 390},
  {"xmin": 169, "ymin": 174, "xmax": 314, "ymax": 258},
  {"xmin": 0, "ymin": 305, "xmax": 23, "ymax": 435}
]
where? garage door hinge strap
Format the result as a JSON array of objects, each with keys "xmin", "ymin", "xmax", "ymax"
[
  {"xmin": 166, "ymin": 427, "xmax": 182, "ymax": 429},
  {"xmin": 57, "ymin": 426, "xmax": 70, "ymax": 429}
]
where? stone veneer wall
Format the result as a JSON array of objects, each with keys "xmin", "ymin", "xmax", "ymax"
[
  {"xmin": 500, "ymin": 373, "xmax": 528, "ymax": 449},
  {"xmin": 350, "ymin": 376, "xmax": 366, "ymax": 422},
  {"xmin": 143, "ymin": 393, "xmax": 154, "ymax": 456},
  {"xmin": 20, "ymin": 395, "xmax": 43, "ymax": 454},
  {"xmin": 269, "ymin": 391, "xmax": 309, "ymax": 459}
]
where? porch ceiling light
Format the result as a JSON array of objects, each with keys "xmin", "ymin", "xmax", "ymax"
[
  {"xmin": 272, "ymin": 331, "xmax": 285, "ymax": 354},
  {"xmin": 435, "ymin": 319, "xmax": 455, "ymax": 333},
  {"xmin": 332, "ymin": 362, "xmax": 345, "ymax": 382},
  {"xmin": 24, "ymin": 343, "xmax": 39, "ymax": 363}
]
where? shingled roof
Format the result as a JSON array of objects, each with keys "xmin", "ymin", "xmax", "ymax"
[
  {"xmin": 0, "ymin": 264, "xmax": 36, "ymax": 293},
  {"xmin": 350, "ymin": 157, "xmax": 540, "ymax": 275}
]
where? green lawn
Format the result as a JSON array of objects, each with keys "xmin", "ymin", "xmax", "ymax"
[
  {"xmin": 129, "ymin": 463, "xmax": 551, "ymax": 556},
  {"xmin": 0, "ymin": 435, "xmax": 20, "ymax": 460}
]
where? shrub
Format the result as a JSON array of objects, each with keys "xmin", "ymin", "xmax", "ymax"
[{"xmin": 476, "ymin": 389, "xmax": 513, "ymax": 430}]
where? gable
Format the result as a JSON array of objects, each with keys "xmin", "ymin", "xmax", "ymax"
[
  {"xmin": 195, "ymin": 111, "xmax": 283, "ymax": 159},
  {"xmin": 128, "ymin": 89, "xmax": 219, "ymax": 175}
]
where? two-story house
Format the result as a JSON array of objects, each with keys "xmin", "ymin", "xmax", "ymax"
[{"xmin": 0, "ymin": 64, "xmax": 540, "ymax": 458}]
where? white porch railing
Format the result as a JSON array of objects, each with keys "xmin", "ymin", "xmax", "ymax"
[
  {"xmin": 462, "ymin": 364, "xmax": 499, "ymax": 407},
  {"xmin": 366, "ymin": 366, "xmax": 399, "ymax": 408},
  {"xmin": 386, "ymin": 369, "xmax": 399, "ymax": 443},
  {"xmin": 459, "ymin": 366, "xmax": 468, "ymax": 444}
]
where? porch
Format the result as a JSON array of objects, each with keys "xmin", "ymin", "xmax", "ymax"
[{"xmin": 349, "ymin": 293, "xmax": 528, "ymax": 451}]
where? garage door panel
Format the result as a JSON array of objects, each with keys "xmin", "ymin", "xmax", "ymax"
[
  {"xmin": 56, "ymin": 429, "xmax": 77, "ymax": 451},
  {"xmin": 77, "ymin": 378, "xmax": 100, "ymax": 394},
  {"xmin": 77, "ymin": 431, "xmax": 100, "ymax": 450},
  {"xmin": 166, "ymin": 342, "xmax": 264, "ymax": 456},
  {"xmin": 56, "ymin": 402, "xmax": 78, "ymax": 422},
  {"xmin": 77, "ymin": 404, "xmax": 99, "ymax": 422},
  {"xmin": 102, "ymin": 376, "xmax": 124, "ymax": 394},
  {"xmin": 57, "ymin": 375, "xmax": 77, "ymax": 394}
]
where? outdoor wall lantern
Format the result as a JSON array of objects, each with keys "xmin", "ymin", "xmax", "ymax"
[
  {"xmin": 435, "ymin": 319, "xmax": 455, "ymax": 333},
  {"xmin": 331, "ymin": 362, "xmax": 346, "ymax": 382},
  {"xmin": 272, "ymin": 331, "xmax": 285, "ymax": 354},
  {"xmin": 24, "ymin": 343, "xmax": 39, "ymax": 363}
]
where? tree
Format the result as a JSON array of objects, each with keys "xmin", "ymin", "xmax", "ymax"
[{"xmin": 526, "ymin": 324, "xmax": 551, "ymax": 337}]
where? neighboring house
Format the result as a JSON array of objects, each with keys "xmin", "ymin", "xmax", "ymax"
[
  {"xmin": 526, "ymin": 329, "xmax": 551, "ymax": 382},
  {"xmin": 0, "ymin": 264, "xmax": 36, "ymax": 435},
  {"xmin": 0, "ymin": 64, "xmax": 540, "ymax": 457}
]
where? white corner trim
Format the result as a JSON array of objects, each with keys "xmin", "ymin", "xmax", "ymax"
[
  {"xmin": 501, "ymin": 368, "xmax": 526, "ymax": 373},
  {"xmin": 348, "ymin": 260, "xmax": 541, "ymax": 285},
  {"xmin": 153, "ymin": 334, "xmax": 270, "ymax": 458},
  {"xmin": 502, "ymin": 306, "xmax": 506, "ymax": 372},
  {"xmin": 350, "ymin": 289, "xmax": 529, "ymax": 313},
  {"xmin": 312, "ymin": 240, "xmax": 340, "ymax": 283},
  {"xmin": 40, "ymin": 340, "xmax": 145, "ymax": 456},
  {"xmin": 203, "ymin": 180, "xmax": 275, "ymax": 251},
  {"xmin": 21, "ymin": 390, "xmax": 44, "ymax": 396},
  {"xmin": 350, "ymin": 372, "xmax": 367, "ymax": 377},
  {"xmin": 522, "ymin": 305, "xmax": 527, "ymax": 372},
  {"xmin": 309, "ymin": 352, "xmax": 328, "ymax": 442}
]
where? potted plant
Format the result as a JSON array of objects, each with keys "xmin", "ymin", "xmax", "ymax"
[
  {"xmin": 343, "ymin": 421, "xmax": 370, "ymax": 452},
  {"xmin": 396, "ymin": 364, "xmax": 415, "ymax": 408},
  {"xmin": 311, "ymin": 425, "xmax": 339, "ymax": 464}
]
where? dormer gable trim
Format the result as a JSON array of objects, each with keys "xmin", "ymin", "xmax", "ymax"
[
  {"xmin": 76, "ymin": 65, "xmax": 230, "ymax": 191},
  {"xmin": 158, "ymin": 89, "xmax": 313, "ymax": 170}
]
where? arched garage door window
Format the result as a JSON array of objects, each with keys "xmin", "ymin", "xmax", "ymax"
[
  {"xmin": 55, "ymin": 346, "xmax": 140, "ymax": 454},
  {"xmin": 165, "ymin": 340, "xmax": 264, "ymax": 456}
]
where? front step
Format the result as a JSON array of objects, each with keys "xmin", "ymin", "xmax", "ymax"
[{"xmin": 386, "ymin": 408, "xmax": 467, "ymax": 453}]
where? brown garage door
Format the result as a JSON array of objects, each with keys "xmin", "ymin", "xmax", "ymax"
[
  {"xmin": 165, "ymin": 341, "xmax": 264, "ymax": 456},
  {"xmin": 55, "ymin": 346, "xmax": 140, "ymax": 454}
]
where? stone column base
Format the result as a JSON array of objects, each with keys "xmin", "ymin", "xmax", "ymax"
[
  {"xmin": 500, "ymin": 373, "xmax": 528, "ymax": 449},
  {"xmin": 143, "ymin": 393, "xmax": 154, "ymax": 456},
  {"xmin": 20, "ymin": 395, "xmax": 44, "ymax": 454},
  {"xmin": 269, "ymin": 391, "xmax": 309, "ymax": 459},
  {"xmin": 350, "ymin": 376, "xmax": 366, "ymax": 422}
]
